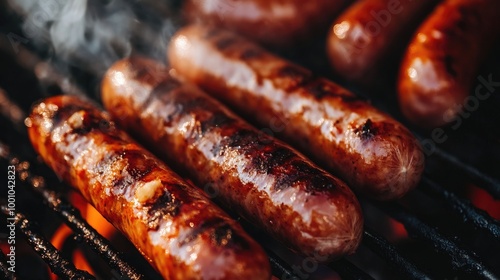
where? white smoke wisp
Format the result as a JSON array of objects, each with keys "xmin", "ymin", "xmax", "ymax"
[{"xmin": 8, "ymin": 0, "xmax": 177, "ymax": 75}]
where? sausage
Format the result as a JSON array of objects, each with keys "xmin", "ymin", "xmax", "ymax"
[
  {"xmin": 26, "ymin": 95, "xmax": 271, "ymax": 280},
  {"xmin": 398, "ymin": 0, "xmax": 500, "ymax": 128},
  {"xmin": 167, "ymin": 25, "xmax": 425, "ymax": 200},
  {"xmin": 182, "ymin": 0, "xmax": 348, "ymax": 47},
  {"xmin": 327, "ymin": 0, "xmax": 435, "ymax": 81},
  {"xmin": 101, "ymin": 56, "xmax": 363, "ymax": 260}
]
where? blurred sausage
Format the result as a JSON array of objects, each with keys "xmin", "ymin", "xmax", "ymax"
[
  {"xmin": 183, "ymin": 0, "xmax": 349, "ymax": 47},
  {"xmin": 398, "ymin": 0, "xmax": 500, "ymax": 128},
  {"xmin": 327, "ymin": 0, "xmax": 435, "ymax": 81}
]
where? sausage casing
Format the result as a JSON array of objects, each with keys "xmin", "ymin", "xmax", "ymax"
[
  {"xmin": 398, "ymin": 0, "xmax": 500, "ymax": 128},
  {"xmin": 183, "ymin": 0, "xmax": 348, "ymax": 47},
  {"xmin": 27, "ymin": 95, "xmax": 271, "ymax": 280},
  {"xmin": 168, "ymin": 25, "xmax": 425, "ymax": 200},
  {"xmin": 101, "ymin": 56, "xmax": 363, "ymax": 260}
]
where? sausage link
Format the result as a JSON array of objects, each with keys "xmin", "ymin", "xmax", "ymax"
[
  {"xmin": 183, "ymin": 0, "xmax": 348, "ymax": 47},
  {"xmin": 327, "ymin": 0, "xmax": 435, "ymax": 81},
  {"xmin": 101, "ymin": 56, "xmax": 363, "ymax": 260},
  {"xmin": 398, "ymin": 0, "xmax": 500, "ymax": 128},
  {"xmin": 168, "ymin": 25, "xmax": 425, "ymax": 200},
  {"xmin": 27, "ymin": 95, "xmax": 271, "ymax": 280}
]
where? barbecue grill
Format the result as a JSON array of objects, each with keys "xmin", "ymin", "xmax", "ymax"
[{"xmin": 1, "ymin": 1, "xmax": 500, "ymax": 279}]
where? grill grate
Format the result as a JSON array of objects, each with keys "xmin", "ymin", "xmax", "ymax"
[
  {"xmin": 1, "ymin": 3, "xmax": 500, "ymax": 278},
  {"xmin": 374, "ymin": 202, "xmax": 496, "ymax": 279},
  {"xmin": 0, "ymin": 203, "xmax": 95, "ymax": 280}
]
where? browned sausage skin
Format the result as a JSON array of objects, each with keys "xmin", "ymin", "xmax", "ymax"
[
  {"xmin": 327, "ymin": 0, "xmax": 435, "ymax": 81},
  {"xmin": 27, "ymin": 95, "xmax": 271, "ymax": 280},
  {"xmin": 101, "ymin": 56, "xmax": 363, "ymax": 260},
  {"xmin": 398, "ymin": 0, "xmax": 500, "ymax": 128},
  {"xmin": 167, "ymin": 25, "xmax": 425, "ymax": 200},
  {"xmin": 183, "ymin": 0, "xmax": 348, "ymax": 47}
]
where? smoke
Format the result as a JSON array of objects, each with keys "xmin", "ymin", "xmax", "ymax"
[{"xmin": 8, "ymin": 0, "xmax": 178, "ymax": 75}]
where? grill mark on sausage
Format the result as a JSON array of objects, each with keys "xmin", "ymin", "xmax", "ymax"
[
  {"xmin": 240, "ymin": 48, "xmax": 263, "ymax": 60},
  {"xmin": 123, "ymin": 150, "xmax": 156, "ymax": 181},
  {"xmin": 251, "ymin": 146, "xmax": 295, "ymax": 173},
  {"xmin": 275, "ymin": 65, "xmax": 311, "ymax": 86},
  {"xmin": 273, "ymin": 161, "xmax": 334, "ymax": 193},
  {"xmin": 146, "ymin": 189, "xmax": 181, "ymax": 230},
  {"xmin": 304, "ymin": 80, "xmax": 361, "ymax": 103},
  {"xmin": 211, "ymin": 223, "xmax": 249, "ymax": 250},
  {"xmin": 179, "ymin": 218, "xmax": 250, "ymax": 250},
  {"xmin": 199, "ymin": 112, "xmax": 236, "ymax": 134}
]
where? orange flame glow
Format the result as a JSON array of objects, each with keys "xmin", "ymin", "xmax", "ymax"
[{"xmin": 49, "ymin": 191, "xmax": 117, "ymax": 279}]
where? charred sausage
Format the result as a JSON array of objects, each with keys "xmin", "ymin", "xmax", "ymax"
[
  {"xmin": 398, "ymin": 0, "xmax": 500, "ymax": 128},
  {"xmin": 27, "ymin": 95, "xmax": 271, "ymax": 280},
  {"xmin": 101, "ymin": 56, "xmax": 363, "ymax": 260},
  {"xmin": 167, "ymin": 25, "xmax": 425, "ymax": 200},
  {"xmin": 327, "ymin": 0, "xmax": 435, "ymax": 81},
  {"xmin": 183, "ymin": 0, "xmax": 348, "ymax": 47}
]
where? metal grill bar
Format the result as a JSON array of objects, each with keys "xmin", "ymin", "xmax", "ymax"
[
  {"xmin": 362, "ymin": 229, "xmax": 430, "ymax": 280},
  {"xmin": 376, "ymin": 202, "xmax": 497, "ymax": 280},
  {"xmin": 419, "ymin": 177, "xmax": 500, "ymax": 240},
  {"xmin": 0, "ymin": 144, "xmax": 145, "ymax": 280},
  {"xmin": 413, "ymin": 134, "xmax": 500, "ymax": 199},
  {"xmin": 329, "ymin": 259, "xmax": 376, "ymax": 280},
  {"xmin": 0, "ymin": 204, "xmax": 95, "ymax": 280},
  {"xmin": 0, "ymin": 250, "xmax": 17, "ymax": 280},
  {"xmin": 431, "ymin": 147, "xmax": 500, "ymax": 199}
]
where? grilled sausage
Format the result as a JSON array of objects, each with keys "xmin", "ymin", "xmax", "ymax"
[
  {"xmin": 327, "ymin": 0, "xmax": 435, "ymax": 81},
  {"xmin": 398, "ymin": 0, "xmax": 500, "ymax": 128},
  {"xmin": 183, "ymin": 0, "xmax": 348, "ymax": 47},
  {"xmin": 101, "ymin": 56, "xmax": 363, "ymax": 260},
  {"xmin": 26, "ymin": 95, "xmax": 271, "ymax": 280},
  {"xmin": 167, "ymin": 25, "xmax": 425, "ymax": 200}
]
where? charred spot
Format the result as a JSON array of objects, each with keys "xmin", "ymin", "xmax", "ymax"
[
  {"xmin": 180, "ymin": 218, "xmax": 249, "ymax": 250},
  {"xmin": 224, "ymin": 129, "xmax": 259, "ymax": 149},
  {"xmin": 277, "ymin": 65, "xmax": 310, "ymax": 79},
  {"xmin": 252, "ymin": 146, "xmax": 295, "ymax": 173},
  {"xmin": 211, "ymin": 224, "xmax": 249, "ymax": 250},
  {"xmin": 200, "ymin": 112, "xmax": 236, "ymax": 134},
  {"xmin": 180, "ymin": 217, "xmax": 226, "ymax": 246},
  {"xmin": 124, "ymin": 151, "xmax": 156, "ymax": 181},
  {"xmin": 444, "ymin": 55, "xmax": 457, "ymax": 77},
  {"xmin": 273, "ymin": 161, "xmax": 333, "ymax": 193},
  {"xmin": 94, "ymin": 153, "xmax": 123, "ymax": 176},
  {"xmin": 215, "ymin": 37, "xmax": 237, "ymax": 50},
  {"xmin": 356, "ymin": 119, "xmax": 378, "ymax": 141},
  {"xmin": 240, "ymin": 48, "xmax": 263, "ymax": 60},
  {"xmin": 306, "ymin": 80, "xmax": 333, "ymax": 99},
  {"xmin": 146, "ymin": 190, "xmax": 181, "ymax": 230}
]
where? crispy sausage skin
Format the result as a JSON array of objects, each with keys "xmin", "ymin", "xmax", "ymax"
[
  {"xmin": 101, "ymin": 57, "xmax": 363, "ymax": 260},
  {"xmin": 183, "ymin": 0, "xmax": 348, "ymax": 47},
  {"xmin": 27, "ymin": 96, "xmax": 271, "ymax": 280},
  {"xmin": 327, "ymin": 0, "xmax": 434, "ymax": 81},
  {"xmin": 168, "ymin": 25, "xmax": 425, "ymax": 200},
  {"xmin": 398, "ymin": 0, "xmax": 500, "ymax": 128}
]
